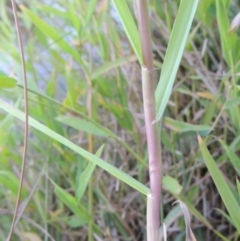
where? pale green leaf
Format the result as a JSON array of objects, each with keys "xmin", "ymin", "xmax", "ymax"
[
  {"xmin": 0, "ymin": 77, "xmax": 17, "ymax": 88},
  {"xmin": 224, "ymin": 97, "xmax": 240, "ymax": 109},
  {"xmin": 56, "ymin": 115, "xmax": 109, "ymax": 137},
  {"xmin": 0, "ymin": 170, "xmax": 27, "ymax": 197},
  {"xmin": 237, "ymin": 179, "xmax": 240, "ymax": 199},
  {"xmin": 162, "ymin": 175, "xmax": 182, "ymax": 195},
  {"xmin": 84, "ymin": 0, "xmax": 98, "ymax": 27},
  {"xmin": 155, "ymin": 0, "xmax": 199, "ymax": 120},
  {"xmin": 164, "ymin": 117, "xmax": 212, "ymax": 136},
  {"xmin": 219, "ymin": 139, "xmax": 240, "ymax": 174},
  {"xmin": 216, "ymin": 0, "xmax": 239, "ymax": 65},
  {"xmin": 198, "ymin": 135, "xmax": 240, "ymax": 233},
  {"xmin": 0, "ymin": 113, "xmax": 14, "ymax": 151},
  {"xmin": 0, "ymin": 100, "xmax": 150, "ymax": 196},
  {"xmin": 53, "ymin": 182, "xmax": 102, "ymax": 234},
  {"xmin": 90, "ymin": 55, "xmax": 136, "ymax": 80},
  {"xmin": 65, "ymin": 216, "xmax": 87, "ymax": 228},
  {"xmin": 111, "ymin": 0, "xmax": 142, "ymax": 64},
  {"xmin": 21, "ymin": 6, "xmax": 81, "ymax": 63},
  {"xmin": 76, "ymin": 145, "xmax": 104, "ymax": 201}
]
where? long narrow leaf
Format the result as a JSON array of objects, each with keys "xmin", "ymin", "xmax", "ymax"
[
  {"xmin": 111, "ymin": 0, "xmax": 142, "ymax": 64},
  {"xmin": 237, "ymin": 179, "xmax": 240, "ymax": 199},
  {"xmin": 90, "ymin": 55, "xmax": 136, "ymax": 80},
  {"xmin": 56, "ymin": 115, "xmax": 109, "ymax": 137},
  {"xmin": 155, "ymin": 0, "xmax": 199, "ymax": 120},
  {"xmin": 21, "ymin": 6, "xmax": 81, "ymax": 63},
  {"xmin": 0, "ymin": 100, "xmax": 149, "ymax": 196},
  {"xmin": 198, "ymin": 135, "xmax": 240, "ymax": 233},
  {"xmin": 216, "ymin": 0, "xmax": 238, "ymax": 66},
  {"xmin": 84, "ymin": 0, "xmax": 98, "ymax": 27},
  {"xmin": 219, "ymin": 139, "xmax": 240, "ymax": 174},
  {"xmin": 76, "ymin": 145, "xmax": 104, "ymax": 201},
  {"xmin": 53, "ymin": 181, "xmax": 102, "ymax": 234},
  {"xmin": 164, "ymin": 117, "xmax": 212, "ymax": 136}
]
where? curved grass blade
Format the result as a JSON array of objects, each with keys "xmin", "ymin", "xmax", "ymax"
[
  {"xmin": 198, "ymin": 135, "xmax": 240, "ymax": 233},
  {"xmin": 155, "ymin": 0, "xmax": 199, "ymax": 120},
  {"xmin": 0, "ymin": 100, "xmax": 150, "ymax": 196}
]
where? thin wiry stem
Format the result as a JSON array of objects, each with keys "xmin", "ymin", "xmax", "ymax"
[{"xmin": 7, "ymin": 1, "xmax": 29, "ymax": 240}]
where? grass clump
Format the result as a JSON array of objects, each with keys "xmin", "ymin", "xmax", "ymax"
[{"xmin": 0, "ymin": 0, "xmax": 240, "ymax": 241}]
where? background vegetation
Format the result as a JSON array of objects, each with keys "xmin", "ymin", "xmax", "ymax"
[{"xmin": 0, "ymin": 0, "xmax": 240, "ymax": 240}]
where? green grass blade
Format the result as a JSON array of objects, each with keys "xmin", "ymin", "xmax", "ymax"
[
  {"xmin": 0, "ymin": 100, "xmax": 150, "ymax": 196},
  {"xmin": 111, "ymin": 0, "xmax": 142, "ymax": 64},
  {"xmin": 215, "ymin": 208, "xmax": 236, "ymax": 228},
  {"xmin": 155, "ymin": 0, "xmax": 199, "ymax": 120},
  {"xmin": 76, "ymin": 145, "xmax": 104, "ymax": 202},
  {"xmin": 52, "ymin": 181, "xmax": 102, "ymax": 234},
  {"xmin": 56, "ymin": 115, "xmax": 109, "ymax": 137},
  {"xmin": 237, "ymin": 179, "xmax": 240, "ymax": 199},
  {"xmin": 198, "ymin": 135, "xmax": 240, "ymax": 233},
  {"xmin": 219, "ymin": 139, "xmax": 240, "ymax": 174},
  {"xmin": 162, "ymin": 175, "xmax": 182, "ymax": 195},
  {"xmin": 216, "ymin": 0, "xmax": 238, "ymax": 66},
  {"xmin": 0, "ymin": 170, "xmax": 27, "ymax": 198},
  {"xmin": 0, "ymin": 77, "xmax": 17, "ymax": 89},
  {"xmin": 90, "ymin": 55, "xmax": 136, "ymax": 80},
  {"xmin": 224, "ymin": 97, "xmax": 240, "ymax": 109},
  {"xmin": 84, "ymin": 0, "xmax": 98, "ymax": 27},
  {"xmin": 17, "ymin": 84, "xmax": 146, "ymax": 167},
  {"xmin": 0, "ymin": 112, "xmax": 15, "ymax": 151},
  {"xmin": 164, "ymin": 117, "xmax": 212, "ymax": 136},
  {"xmin": 21, "ymin": 6, "xmax": 81, "ymax": 63}
]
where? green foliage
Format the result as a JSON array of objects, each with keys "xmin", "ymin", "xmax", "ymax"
[
  {"xmin": 198, "ymin": 135, "xmax": 240, "ymax": 233},
  {"xmin": 164, "ymin": 117, "xmax": 212, "ymax": 136},
  {"xmin": 76, "ymin": 145, "xmax": 104, "ymax": 201},
  {"xmin": 56, "ymin": 115, "xmax": 109, "ymax": 137},
  {"xmin": 216, "ymin": 0, "xmax": 240, "ymax": 66},
  {"xmin": 0, "ymin": 77, "xmax": 17, "ymax": 89},
  {"xmin": 21, "ymin": 6, "xmax": 82, "ymax": 63},
  {"xmin": 0, "ymin": 99, "xmax": 150, "ymax": 196},
  {"xmin": 53, "ymin": 180, "xmax": 102, "ymax": 234},
  {"xmin": 111, "ymin": 0, "xmax": 142, "ymax": 64},
  {"xmin": 1, "ymin": 0, "xmax": 240, "ymax": 240},
  {"xmin": 155, "ymin": 0, "xmax": 199, "ymax": 120}
]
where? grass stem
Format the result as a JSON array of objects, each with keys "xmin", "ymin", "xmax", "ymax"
[{"xmin": 135, "ymin": 1, "xmax": 162, "ymax": 239}]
